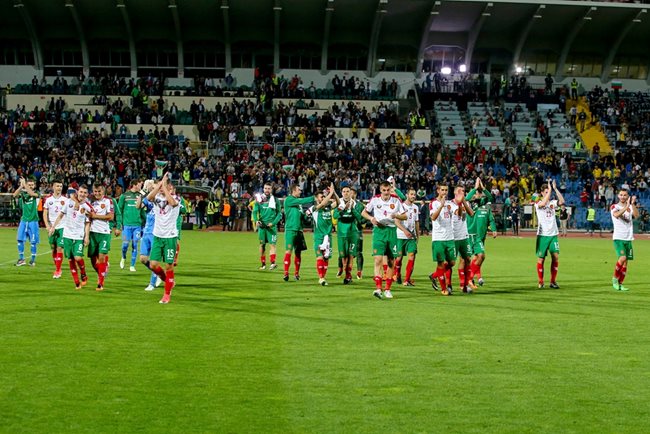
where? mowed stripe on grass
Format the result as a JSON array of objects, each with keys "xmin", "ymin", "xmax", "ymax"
[{"xmin": 1, "ymin": 229, "xmax": 649, "ymax": 433}]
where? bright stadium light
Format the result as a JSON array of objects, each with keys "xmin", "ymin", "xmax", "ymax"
[
  {"xmin": 516, "ymin": 66, "xmax": 522, "ymax": 74},
  {"xmin": 441, "ymin": 67, "xmax": 451, "ymax": 75},
  {"xmin": 459, "ymin": 64, "xmax": 467, "ymax": 73}
]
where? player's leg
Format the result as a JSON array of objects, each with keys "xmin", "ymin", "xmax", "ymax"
[
  {"xmin": 445, "ymin": 242, "xmax": 457, "ymax": 294},
  {"xmin": 356, "ymin": 236, "xmax": 364, "ymax": 279},
  {"xmin": 64, "ymin": 239, "xmax": 80, "ymax": 288},
  {"xmin": 159, "ymin": 240, "xmax": 177, "ymax": 303},
  {"xmin": 294, "ymin": 236, "xmax": 302, "ymax": 280},
  {"xmin": 121, "ymin": 226, "xmax": 132, "ymax": 268},
  {"xmin": 130, "ymin": 228, "xmax": 141, "ymax": 270},
  {"xmin": 259, "ymin": 239, "xmax": 267, "ymax": 269},
  {"xmin": 371, "ymin": 232, "xmax": 386, "ymax": 297},
  {"xmin": 536, "ymin": 236, "xmax": 548, "ymax": 288},
  {"xmin": 268, "ymin": 232, "xmax": 277, "ymax": 269},
  {"xmin": 548, "ymin": 236, "xmax": 560, "ymax": 288},
  {"xmin": 96, "ymin": 234, "xmax": 111, "ymax": 290},
  {"xmin": 394, "ymin": 239, "xmax": 404, "ymax": 284},
  {"xmin": 282, "ymin": 231, "xmax": 295, "ymax": 281},
  {"xmin": 383, "ymin": 251, "xmax": 395, "ymax": 298},
  {"xmin": 74, "ymin": 237, "xmax": 88, "ymax": 285},
  {"xmin": 28, "ymin": 222, "xmax": 39, "ymax": 265},
  {"xmin": 16, "ymin": 221, "xmax": 27, "ymax": 264}
]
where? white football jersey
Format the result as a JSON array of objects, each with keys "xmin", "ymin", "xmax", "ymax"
[
  {"xmin": 62, "ymin": 200, "xmax": 93, "ymax": 240},
  {"xmin": 153, "ymin": 193, "xmax": 180, "ymax": 238},
  {"xmin": 397, "ymin": 201, "xmax": 419, "ymax": 240},
  {"xmin": 44, "ymin": 195, "xmax": 67, "ymax": 229},
  {"xmin": 90, "ymin": 197, "xmax": 114, "ymax": 234},
  {"xmin": 451, "ymin": 201, "xmax": 469, "ymax": 240},
  {"xmin": 364, "ymin": 194, "xmax": 405, "ymax": 228},
  {"xmin": 430, "ymin": 199, "xmax": 454, "ymax": 241},
  {"xmin": 535, "ymin": 199, "xmax": 559, "ymax": 236},
  {"xmin": 611, "ymin": 203, "xmax": 634, "ymax": 241}
]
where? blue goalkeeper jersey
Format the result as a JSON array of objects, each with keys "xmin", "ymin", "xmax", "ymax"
[{"xmin": 142, "ymin": 198, "xmax": 156, "ymax": 236}]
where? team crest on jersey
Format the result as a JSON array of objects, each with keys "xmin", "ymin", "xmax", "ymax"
[
  {"xmin": 390, "ymin": 204, "xmax": 395, "ymax": 209},
  {"xmin": 100, "ymin": 204, "xmax": 106, "ymax": 209},
  {"xmin": 60, "ymin": 200, "xmax": 65, "ymax": 205}
]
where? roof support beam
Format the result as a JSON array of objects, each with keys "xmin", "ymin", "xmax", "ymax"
[
  {"xmin": 366, "ymin": 0, "xmax": 388, "ymax": 77},
  {"xmin": 555, "ymin": 7, "xmax": 595, "ymax": 82},
  {"xmin": 221, "ymin": 0, "xmax": 232, "ymax": 71},
  {"xmin": 415, "ymin": 0, "xmax": 442, "ymax": 78},
  {"xmin": 601, "ymin": 9, "xmax": 645, "ymax": 83},
  {"xmin": 512, "ymin": 5, "xmax": 545, "ymax": 71},
  {"xmin": 464, "ymin": 2, "xmax": 492, "ymax": 73},
  {"xmin": 117, "ymin": 0, "xmax": 137, "ymax": 78},
  {"xmin": 320, "ymin": 0, "xmax": 335, "ymax": 73},
  {"xmin": 14, "ymin": 1, "xmax": 43, "ymax": 71},
  {"xmin": 168, "ymin": 0, "xmax": 184, "ymax": 78},
  {"xmin": 65, "ymin": 0, "xmax": 90, "ymax": 76},
  {"xmin": 273, "ymin": 0, "xmax": 281, "ymax": 72}
]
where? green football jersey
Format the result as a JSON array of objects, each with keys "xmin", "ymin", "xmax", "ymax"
[
  {"xmin": 283, "ymin": 195, "xmax": 314, "ymax": 231},
  {"xmin": 334, "ymin": 200, "xmax": 363, "ymax": 236},
  {"xmin": 253, "ymin": 196, "xmax": 283, "ymax": 227},
  {"xmin": 467, "ymin": 204, "xmax": 496, "ymax": 238},
  {"xmin": 118, "ymin": 190, "xmax": 142, "ymax": 227},
  {"xmin": 19, "ymin": 192, "xmax": 39, "ymax": 222},
  {"xmin": 311, "ymin": 205, "xmax": 333, "ymax": 237}
]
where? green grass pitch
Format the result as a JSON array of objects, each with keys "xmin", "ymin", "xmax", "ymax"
[{"xmin": 1, "ymin": 228, "xmax": 649, "ymax": 433}]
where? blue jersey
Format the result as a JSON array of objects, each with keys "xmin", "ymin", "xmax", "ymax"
[{"xmin": 142, "ymin": 198, "xmax": 156, "ymax": 236}]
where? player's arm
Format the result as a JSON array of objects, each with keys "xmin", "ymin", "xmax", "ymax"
[
  {"xmin": 462, "ymin": 199, "xmax": 475, "ymax": 217},
  {"xmin": 430, "ymin": 200, "xmax": 444, "ymax": 220},
  {"xmin": 43, "ymin": 204, "xmax": 51, "ymax": 231},
  {"xmin": 392, "ymin": 211, "xmax": 407, "ymax": 221},
  {"xmin": 488, "ymin": 208, "xmax": 497, "ymax": 237},
  {"xmin": 296, "ymin": 195, "xmax": 315, "ymax": 206},
  {"xmin": 83, "ymin": 220, "xmax": 91, "ymax": 246},
  {"xmin": 146, "ymin": 180, "xmax": 163, "ymax": 202},
  {"xmin": 21, "ymin": 180, "xmax": 39, "ymax": 198},
  {"xmin": 552, "ymin": 180, "xmax": 565, "ymax": 206},
  {"xmin": 49, "ymin": 211, "xmax": 64, "ymax": 235},
  {"xmin": 252, "ymin": 201, "xmax": 261, "ymax": 226},
  {"xmin": 394, "ymin": 218, "xmax": 408, "ymax": 235},
  {"xmin": 315, "ymin": 184, "xmax": 336, "ymax": 210},
  {"xmin": 537, "ymin": 180, "xmax": 552, "ymax": 207},
  {"xmin": 12, "ymin": 181, "xmax": 23, "ymax": 197},
  {"xmin": 465, "ymin": 188, "xmax": 477, "ymax": 201},
  {"xmin": 631, "ymin": 196, "xmax": 640, "ymax": 219}
]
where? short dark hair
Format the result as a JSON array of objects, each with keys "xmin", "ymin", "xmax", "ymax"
[
  {"xmin": 290, "ymin": 184, "xmax": 301, "ymax": 193},
  {"xmin": 379, "ymin": 181, "xmax": 391, "ymax": 189},
  {"xmin": 78, "ymin": 184, "xmax": 89, "ymax": 191}
]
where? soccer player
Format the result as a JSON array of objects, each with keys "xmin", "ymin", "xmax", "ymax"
[
  {"xmin": 450, "ymin": 186, "xmax": 476, "ymax": 293},
  {"xmin": 308, "ymin": 187, "xmax": 337, "ymax": 286},
  {"xmin": 350, "ymin": 187, "xmax": 365, "ymax": 279},
  {"xmin": 118, "ymin": 179, "xmax": 143, "ymax": 271},
  {"xmin": 333, "ymin": 185, "xmax": 364, "ymax": 284},
  {"xmin": 392, "ymin": 187, "xmax": 419, "ymax": 287},
  {"xmin": 610, "ymin": 189, "xmax": 638, "ymax": 291},
  {"xmin": 13, "ymin": 176, "xmax": 40, "ymax": 266},
  {"xmin": 253, "ymin": 182, "xmax": 282, "ymax": 270},
  {"xmin": 465, "ymin": 178, "xmax": 497, "ymax": 286},
  {"xmin": 146, "ymin": 173, "xmax": 181, "ymax": 304},
  {"xmin": 282, "ymin": 184, "xmax": 319, "ymax": 281},
  {"xmin": 534, "ymin": 179, "xmax": 565, "ymax": 289},
  {"xmin": 43, "ymin": 180, "xmax": 66, "ymax": 277},
  {"xmin": 88, "ymin": 185, "xmax": 115, "ymax": 291},
  {"xmin": 139, "ymin": 180, "xmax": 162, "ymax": 291},
  {"xmin": 50, "ymin": 186, "xmax": 92, "ymax": 290},
  {"xmin": 429, "ymin": 184, "xmax": 455, "ymax": 296},
  {"xmin": 361, "ymin": 181, "xmax": 407, "ymax": 299}
]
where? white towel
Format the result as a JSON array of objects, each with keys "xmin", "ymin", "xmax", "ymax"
[
  {"xmin": 268, "ymin": 195, "xmax": 276, "ymax": 209},
  {"xmin": 319, "ymin": 235, "xmax": 332, "ymax": 259}
]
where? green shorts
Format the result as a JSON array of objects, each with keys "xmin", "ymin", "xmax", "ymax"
[
  {"xmin": 48, "ymin": 228, "xmax": 64, "ymax": 249},
  {"xmin": 613, "ymin": 240, "xmax": 634, "ymax": 260},
  {"xmin": 469, "ymin": 234, "xmax": 485, "ymax": 255},
  {"xmin": 371, "ymin": 227, "xmax": 398, "ymax": 258},
  {"xmin": 64, "ymin": 237, "xmax": 85, "ymax": 259},
  {"xmin": 338, "ymin": 234, "xmax": 360, "ymax": 257},
  {"xmin": 258, "ymin": 226, "xmax": 277, "ymax": 245},
  {"xmin": 88, "ymin": 232, "xmax": 112, "ymax": 257},
  {"xmin": 313, "ymin": 234, "xmax": 333, "ymax": 258},
  {"xmin": 455, "ymin": 238, "xmax": 473, "ymax": 259},
  {"xmin": 536, "ymin": 235, "xmax": 560, "ymax": 258},
  {"xmin": 150, "ymin": 236, "xmax": 178, "ymax": 264},
  {"xmin": 397, "ymin": 237, "xmax": 418, "ymax": 256},
  {"xmin": 432, "ymin": 240, "xmax": 456, "ymax": 263}
]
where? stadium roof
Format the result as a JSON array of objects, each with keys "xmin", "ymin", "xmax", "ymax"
[{"xmin": 3, "ymin": 0, "xmax": 649, "ymax": 79}]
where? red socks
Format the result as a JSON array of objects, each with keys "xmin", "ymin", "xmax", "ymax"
[
  {"xmin": 345, "ymin": 264, "xmax": 352, "ymax": 280},
  {"xmin": 69, "ymin": 260, "xmax": 79, "ymax": 285},
  {"xmin": 261, "ymin": 254, "xmax": 266, "ymax": 266},
  {"xmin": 405, "ymin": 258, "xmax": 414, "ymax": 282},
  {"xmin": 77, "ymin": 259, "xmax": 86, "ymax": 276},
  {"xmin": 374, "ymin": 275, "xmax": 382, "ymax": 289},
  {"xmin": 550, "ymin": 260, "xmax": 559, "ymax": 283},
  {"xmin": 283, "ymin": 252, "xmax": 291, "ymax": 274},
  {"xmin": 537, "ymin": 262, "xmax": 544, "ymax": 283},
  {"xmin": 294, "ymin": 254, "xmax": 301, "ymax": 275},
  {"xmin": 394, "ymin": 258, "xmax": 402, "ymax": 279},
  {"xmin": 458, "ymin": 267, "xmax": 466, "ymax": 288},
  {"xmin": 54, "ymin": 252, "xmax": 63, "ymax": 273},
  {"xmin": 165, "ymin": 269, "xmax": 175, "ymax": 296},
  {"xmin": 98, "ymin": 261, "xmax": 107, "ymax": 285},
  {"xmin": 614, "ymin": 262, "xmax": 627, "ymax": 283},
  {"xmin": 445, "ymin": 266, "xmax": 452, "ymax": 287},
  {"xmin": 385, "ymin": 276, "xmax": 393, "ymax": 290},
  {"xmin": 151, "ymin": 264, "xmax": 167, "ymax": 282},
  {"xmin": 270, "ymin": 254, "xmax": 276, "ymax": 264},
  {"xmin": 317, "ymin": 258, "xmax": 325, "ymax": 278}
]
